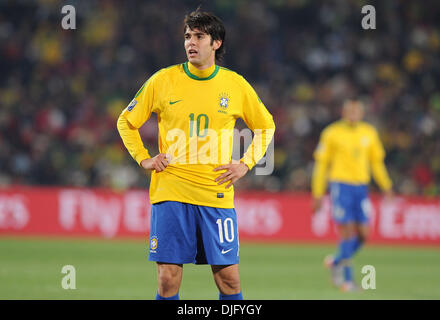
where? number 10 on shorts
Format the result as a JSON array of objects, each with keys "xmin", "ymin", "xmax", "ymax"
[{"xmin": 216, "ymin": 218, "xmax": 234, "ymax": 243}]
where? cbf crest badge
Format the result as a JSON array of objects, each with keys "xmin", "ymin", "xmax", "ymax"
[
  {"xmin": 219, "ymin": 93, "xmax": 231, "ymax": 109},
  {"xmin": 150, "ymin": 236, "xmax": 158, "ymax": 253}
]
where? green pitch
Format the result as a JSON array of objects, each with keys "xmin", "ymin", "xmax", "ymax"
[{"xmin": 0, "ymin": 237, "xmax": 439, "ymax": 299}]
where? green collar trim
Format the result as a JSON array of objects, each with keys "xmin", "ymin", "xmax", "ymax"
[{"xmin": 183, "ymin": 62, "xmax": 219, "ymax": 81}]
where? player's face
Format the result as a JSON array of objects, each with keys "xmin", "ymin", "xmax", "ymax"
[
  {"xmin": 342, "ymin": 101, "xmax": 365, "ymax": 123},
  {"xmin": 184, "ymin": 27, "xmax": 221, "ymax": 69}
]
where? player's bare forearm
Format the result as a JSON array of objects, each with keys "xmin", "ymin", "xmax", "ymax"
[
  {"xmin": 213, "ymin": 161, "xmax": 249, "ymax": 189},
  {"xmin": 383, "ymin": 189, "xmax": 394, "ymax": 200},
  {"xmin": 312, "ymin": 197, "xmax": 323, "ymax": 214}
]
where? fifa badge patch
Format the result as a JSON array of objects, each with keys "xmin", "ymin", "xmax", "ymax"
[
  {"xmin": 150, "ymin": 236, "xmax": 158, "ymax": 252},
  {"xmin": 127, "ymin": 99, "xmax": 137, "ymax": 111},
  {"xmin": 219, "ymin": 93, "xmax": 231, "ymax": 109}
]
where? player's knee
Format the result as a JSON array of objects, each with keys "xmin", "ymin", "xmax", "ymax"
[
  {"xmin": 157, "ymin": 266, "xmax": 180, "ymax": 291},
  {"xmin": 357, "ymin": 228, "xmax": 369, "ymax": 243},
  {"xmin": 358, "ymin": 234, "xmax": 367, "ymax": 244},
  {"xmin": 338, "ymin": 223, "xmax": 355, "ymax": 239},
  {"xmin": 158, "ymin": 271, "xmax": 178, "ymax": 285}
]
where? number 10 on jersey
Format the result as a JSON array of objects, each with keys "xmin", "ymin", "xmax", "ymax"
[
  {"xmin": 189, "ymin": 113, "xmax": 209, "ymax": 138},
  {"xmin": 216, "ymin": 218, "xmax": 234, "ymax": 243}
]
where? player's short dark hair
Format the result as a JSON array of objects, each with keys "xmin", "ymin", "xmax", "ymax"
[{"xmin": 183, "ymin": 9, "xmax": 226, "ymax": 62}]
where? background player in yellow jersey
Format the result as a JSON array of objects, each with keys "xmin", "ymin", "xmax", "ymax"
[
  {"xmin": 117, "ymin": 9, "xmax": 275, "ymax": 300},
  {"xmin": 312, "ymin": 99, "xmax": 393, "ymax": 292}
]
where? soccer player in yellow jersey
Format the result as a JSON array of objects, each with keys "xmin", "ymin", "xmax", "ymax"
[
  {"xmin": 117, "ymin": 10, "xmax": 275, "ymax": 300},
  {"xmin": 312, "ymin": 99, "xmax": 393, "ymax": 292}
]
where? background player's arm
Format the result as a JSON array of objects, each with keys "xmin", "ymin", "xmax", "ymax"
[
  {"xmin": 369, "ymin": 128, "xmax": 393, "ymax": 195},
  {"xmin": 311, "ymin": 128, "xmax": 332, "ymax": 212}
]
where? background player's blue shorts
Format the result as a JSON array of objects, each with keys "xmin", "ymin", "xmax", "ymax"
[
  {"xmin": 148, "ymin": 201, "xmax": 239, "ymax": 265},
  {"xmin": 329, "ymin": 182, "xmax": 371, "ymax": 225}
]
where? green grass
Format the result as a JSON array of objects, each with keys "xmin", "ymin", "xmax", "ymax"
[{"xmin": 0, "ymin": 237, "xmax": 439, "ymax": 299}]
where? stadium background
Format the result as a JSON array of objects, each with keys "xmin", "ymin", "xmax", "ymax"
[{"xmin": 0, "ymin": 0, "xmax": 439, "ymax": 299}]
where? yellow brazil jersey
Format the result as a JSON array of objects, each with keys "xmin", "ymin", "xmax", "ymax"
[
  {"xmin": 312, "ymin": 120, "xmax": 392, "ymax": 198},
  {"xmin": 117, "ymin": 61, "xmax": 275, "ymax": 208}
]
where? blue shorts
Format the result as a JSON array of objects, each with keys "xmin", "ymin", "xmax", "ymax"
[
  {"xmin": 148, "ymin": 201, "xmax": 239, "ymax": 265},
  {"xmin": 329, "ymin": 182, "xmax": 371, "ymax": 225}
]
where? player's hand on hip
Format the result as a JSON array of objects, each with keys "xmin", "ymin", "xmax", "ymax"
[
  {"xmin": 140, "ymin": 154, "xmax": 171, "ymax": 172},
  {"xmin": 214, "ymin": 161, "xmax": 249, "ymax": 189}
]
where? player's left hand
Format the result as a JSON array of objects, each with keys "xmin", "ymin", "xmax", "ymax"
[{"xmin": 213, "ymin": 161, "xmax": 249, "ymax": 189}]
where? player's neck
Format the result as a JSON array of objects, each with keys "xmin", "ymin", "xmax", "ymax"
[
  {"xmin": 342, "ymin": 119, "xmax": 360, "ymax": 127},
  {"xmin": 187, "ymin": 61, "xmax": 216, "ymax": 78}
]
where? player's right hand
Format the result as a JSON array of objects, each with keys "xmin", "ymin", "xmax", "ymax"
[{"xmin": 140, "ymin": 153, "xmax": 171, "ymax": 172}]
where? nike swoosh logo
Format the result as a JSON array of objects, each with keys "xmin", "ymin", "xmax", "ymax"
[
  {"xmin": 169, "ymin": 100, "xmax": 183, "ymax": 105},
  {"xmin": 221, "ymin": 248, "xmax": 233, "ymax": 254}
]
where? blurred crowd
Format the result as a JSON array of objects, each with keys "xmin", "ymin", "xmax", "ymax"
[{"xmin": 1, "ymin": 0, "xmax": 439, "ymax": 196}]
